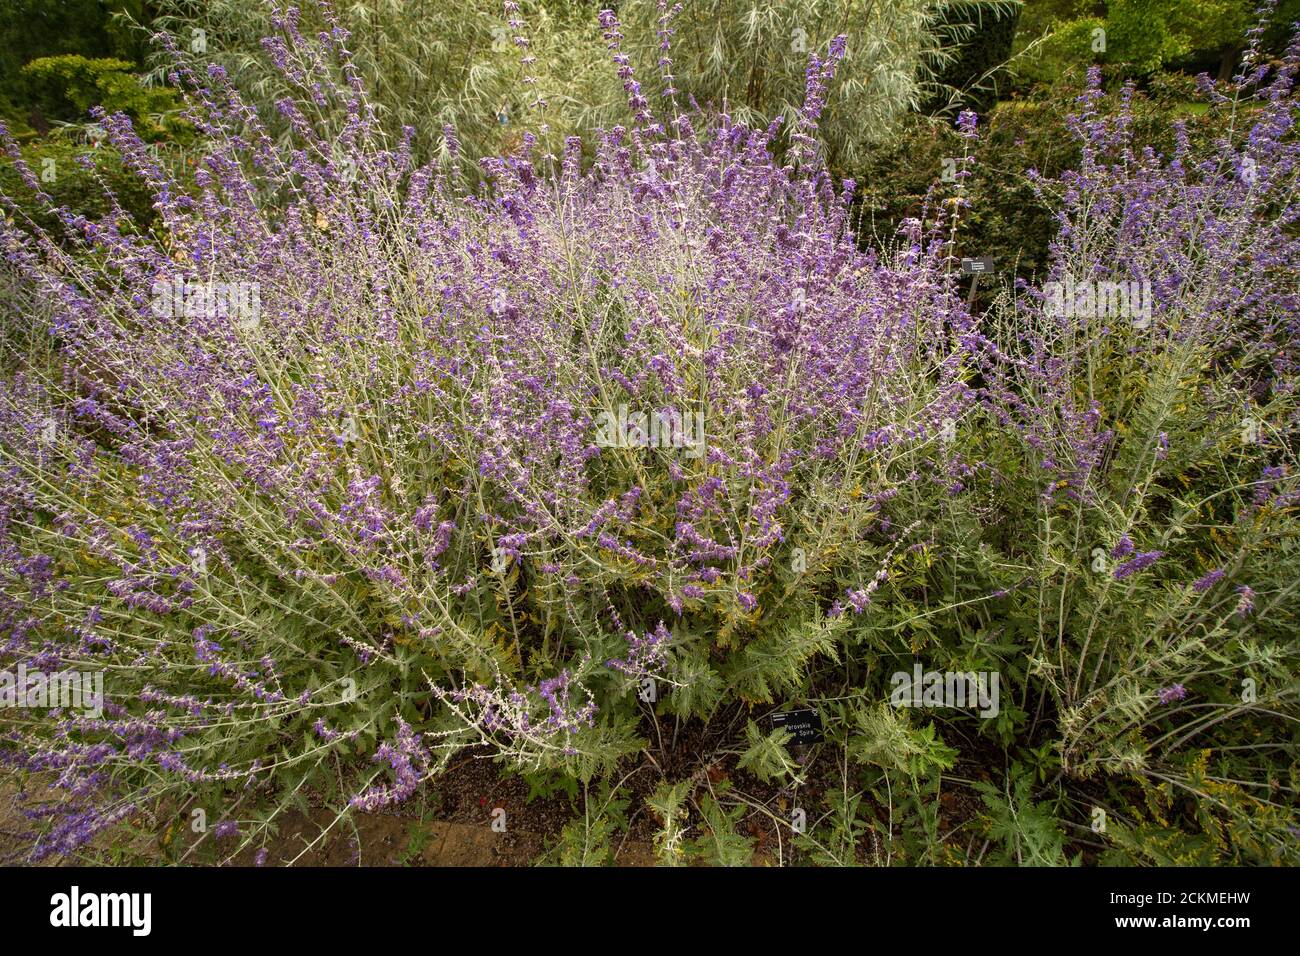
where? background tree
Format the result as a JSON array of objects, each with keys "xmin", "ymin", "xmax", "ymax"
[
  {"xmin": 1015, "ymin": 0, "xmax": 1300, "ymax": 83},
  {"xmin": 0, "ymin": 0, "xmax": 151, "ymax": 131},
  {"xmin": 139, "ymin": 0, "xmax": 622, "ymax": 164},
  {"xmin": 618, "ymin": 0, "xmax": 1022, "ymax": 170}
]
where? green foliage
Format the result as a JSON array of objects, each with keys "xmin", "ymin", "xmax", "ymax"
[
  {"xmin": 1104, "ymin": 1, "xmax": 1248, "ymax": 74},
  {"xmin": 646, "ymin": 779, "xmax": 692, "ymax": 866},
  {"xmin": 0, "ymin": 136, "xmax": 159, "ymax": 235},
  {"xmin": 658, "ymin": 642, "xmax": 725, "ymax": 719},
  {"xmin": 19, "ymin": 55, "xmax": 184, "ymax": 135},
  {"xmin": 795, "ymin": 788, "xmax": 871, "ymax": 866},
  {"xmin": 866, "ymin": 767, "xmax": 952, "ymax": 865},
  {"xmin": 521, "ymin": 767, "xmax": 580, "ymax": 804},
  {"xmin": 686, "ymin": 791, "xmax": 754, "ymax": 866},
  {"xmin": 736, "ymin": 721, "xmax": 798, "ymax": 784},
  {"xmin": 1015, "ymin": 0, "xmax": 1300, "ymax": 82},
  {"xmin": 1097, "ymin": 752, "xmax": 1299, "ymax": 865},
  {"xmin": 929, "ymin": 0, "xmax": 1023, "ymax": 113},
  {"xmin": 848, "ymin": 702, "xmax": 958, "ymax": 779},
  {"xmin": 145, "ymin": 0, "xmax": 620, "ymax": 166},
  {"xmin": 0, "ymin": 0, "xmax": 148, "ymax": 127},
  {"xmin": 19, "ymin": 55, "xmax": 185, "ymax": 137},
  {"xmin": 620, "ymin": 0, "xmax": 1021, "ymax": 168},
  {"xmin": 852, "ymin": 76, "xmax": 1224, "ymax": 280},
  {"xmin": 140, "ymin": 0, "xmax": 1017, "ymax": 170},
  {"xmin": 394, "ymin": 818, "xmax": 438, "ymax": 866},
  {"xmin": 721, "ymin": 610, "xmax": 843, "ymax": 705},
  {"xmin": 543, "ymin": 781, "xmax": 629, "ymax": 866},
  {"xmin": 973, "ymin": 769, "xmax": 1077, "ymax": 866}
]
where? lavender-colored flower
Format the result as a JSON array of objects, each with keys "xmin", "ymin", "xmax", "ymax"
[
  {"xmin": 1114, "ymin": 550, "xmax": 1163, "ymax": 580},
  {"xmin": 1157, "ymin": 683, "xmax": 1187, "ymax": 704},
  {"xmin": 212, "ymin": 819, "xmax": 240, "ymax": 840},
  {"xmin": 607, "ymin": 622, "xmax": 671, "ymax": 679},
  {"xmin": 1192, "ymin": 568, "xmax": 1226, "ymax": 592},
  {"xmin": 1235, "ymin": 585, "xmax": 1256, "ymax": 617}
]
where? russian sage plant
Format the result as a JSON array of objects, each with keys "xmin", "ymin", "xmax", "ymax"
[{"xmin": 0, "ymin": 3, "xmax": 1296, "ymax": 865}]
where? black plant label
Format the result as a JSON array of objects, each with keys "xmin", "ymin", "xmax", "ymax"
[{"xmin": 771, "ymin": 708, "xmax": 823, "ymax": 745}]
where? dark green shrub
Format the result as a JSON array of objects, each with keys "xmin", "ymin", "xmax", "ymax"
[
  {"xmin": 0, "ymin": 135, "xmax": 159, "ymax": 236},
  {"xmin": 849, "ymin": 76, "xmax": 1224, "ymax": 281},
  {"xmin": 19, "ymin": 55, "xmax": 186, "ymax": 139}
]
